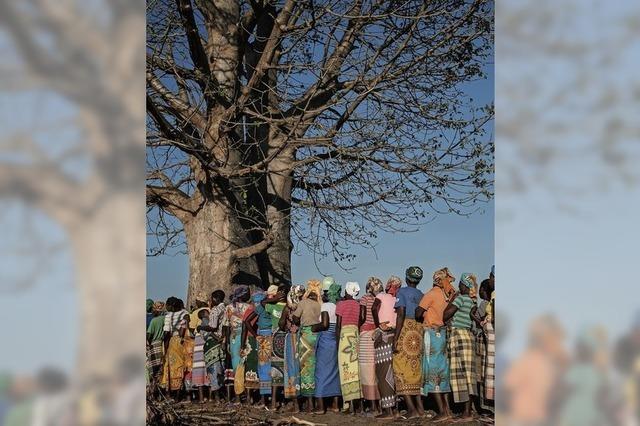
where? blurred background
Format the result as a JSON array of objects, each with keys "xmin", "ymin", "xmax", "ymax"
[
  {"xmin": 0, "ymin": 0, "xmax": 638, "ymax": 425},
  {"xmin": 496, "ymin": 0, "xmax": 640, "ymax": 424}
]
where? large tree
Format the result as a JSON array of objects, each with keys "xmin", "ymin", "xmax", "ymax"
[{"xmin": 146, "ymin": 0, "xmax": 494, "ymax": 304}]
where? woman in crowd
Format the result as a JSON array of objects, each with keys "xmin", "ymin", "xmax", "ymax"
[
  {"xmin": 221, "ymin": 285, "xmax": 251, "ymax": 401},
  {"xmin": 280, "ymin": 285, "xmax": 305, "ymax": 409},
  {"xmin": 335, "ymin": 281, "xmax": 363, "ymax": 414},
  {"xmin": 160, "ymin": 298, "xmax": 190, "ymax": 399},
  {"xmin": 392, "ymin": 267, "xmax": 425, "ymax": 419},
  {"xmin": 416, "ymin": 267, "xmax": 455, "ymax": 422},
  {"xmin": 292, "ymin": 280, "xmax": 322, "ymax": 412},
  {"xmin": 197, "ymin": 290, "xmax": 226, "ymax": 403},
  {"xmin": 146, "ymin": 301, "xmax": 166, "ymax": 392},
  {"xmin": 372, "ymin": 276, "xmax": 401, "ymax": 419},
  {"xmin": 444, "ymin": 273, "xmax": 480, "ymax": 421},
  {"xmin": 263, "ymin": 285, "xmax": 288, "ymax": 410},
  {"xmin": 313, "ymin": 277, "xmax": 342, "ymax": 414},
  {"xmin": 359, "ymin": 277, "xmax": 383, "ymax": 414},
  {"xmin": 191, "ymin": 308, "xmax": 210, "ymax": 402},
  {"xmin": 241, "ymin": 292, "xmax": 262, "ymax": 399}
]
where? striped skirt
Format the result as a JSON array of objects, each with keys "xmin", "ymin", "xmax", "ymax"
[
  {"xmin": 484, "ymin": 323, "xmax": 495, "ymax": 400},
  {"xmin": 374, "ymin": 329, "xmax": 396, "ymax": 409},
  {"xmin": 271, "ymin": 331, "xmax": 286, "ymax": 387},
  {"xmin": 392, "ymin": 319, "xmax": 423, "ymax": 395},
  {"xmin": 284, "ymin": 332, "xmax": 301, "ymax": 399},
  {"xmin": 448, "ymin": 328, "xmax": 477, "ymax": 403},
  {"xmin": 204, "ymin": 336, "xmax": 224, "ymax": 391},
  {"xmin": 148, "ymin": 340, "xmax": 164, "ymax": 378},
  {"xmin": 191, "ymin": 334, "xmax": 207, "ymax": 387},
  {"xmin": 257, "ymin": 329, "xmax": 273, "ymax": 395},
  {"xmin": 338, "ymin": 325, "xmax": 362, "ymax": 402},
  {"xmin": 315, "ymin": 324, "xmax": 341, "ymax": 398},
  {"xmin": 359, "ymin": 329, "xmax": 380, "ymax": 400}
]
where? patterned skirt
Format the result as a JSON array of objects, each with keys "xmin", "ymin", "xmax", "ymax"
[
  {"xmin": 359, "ymin": 329, "xmax": 380, "ymax": 400},
  {"xmin": 160, "ymin": 336, "xmax": 187, "ymax": 391},
  {"xmin": 315, "ymin": 324, "xmax": 341, "ymax": 397},
  {"xmin": 204, "ymin": 336, "xmax": 224, "ymax": 391},
  {"xmin": 271, "ymin": 330, "xmax": 286, "ymax": 387},
  {"xmin": 448, "ymin": 328, "xmax": 477, "ymax": 403},
  {"xmin": 257, "ymin": 329, "xmax": 273, "ymax": 395},
  {"xmin": 298, "ymin": 326, "xmax": 318, "ymax": 397},
  {"xmin": 284, "ymin": 332, "xmax": 301, "ymax": 399},
  {"xmin": 244, "ymin": 335, "xmax": 259, "ymax": 390},
  {"xmin": 374, "ymin": 329, "xmax": 396, "ymax": 409},
  {"xmin": 422, "ymin": 327, "xmax": 451, "ymax": 394},
  {"xmin": 392, "ymin": 319, "xmax": 423, "ymax": 395},
  {"xmin": 338, "ymin": 324, "xmax": 362, "ymax": 402}
]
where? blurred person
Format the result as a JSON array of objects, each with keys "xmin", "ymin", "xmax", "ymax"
[
  {"xmin": 111, "ymin": 356, "xmax": 145, "ymax": 425},
  {"xmin": 557, "ymin": 327, "xmax": 609, "ymax": 426},
  {"xmin": 313, "ymin": 279, "xmax": 341, "ymax": 414},
  {"xmin": 614, "ymin": 311, "xmax": 640, "ymax": 424},
  {"xmin": 279, "ymin": 284, "xmax": 305, "ymax": 411},
  {"xmin": 359, "ymin": 277, "xmax": 383, "ymax": 414},
  {"xmin": 3, "ymin": 376, "xmax": 35, "ymax": 426},
  {"xmin": 336, "ymin": 281, "xmax": 364, "ymax": 414},
  {"xmin": 146, "ymin": 301, "xmax": 166, "ymax": 391},
  {"xmin": 222, "ymin": 285, "xmax": 251, "ymax": 401},
  {"xmin": 444, "ymin": 273, "xmax": 480, "ymax": 421},
  {"xmin": 371, "ymin": 276, "xmax": 402, "ymax": 419},
  {"xmin": 504, "ymin": 314, "xmax": 567, "ymax": 426},
  {"xmin": 393, "ymin": 266, "xmax": 426, "ymax": 419},
  {"xmin": 0, "ymin": 373, "xmax": 11, "ymax": 424},
  {"xmin": 479, "ymin": 277, "xmax": 496, "ymax": 411},
  {"xmin": 415, "ymin": 267, "xmax": 455, "ymax": 422},
  {"xmin": 291, "ymin": 280, "xmax": 322, "ymax": 412},
  {"xmin": 197, "ymin": 290, "xmax": 226, "ymax": 403}
]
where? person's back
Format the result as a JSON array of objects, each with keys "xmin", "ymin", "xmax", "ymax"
[
  {"xmin": 450, "ymin": 294, "xmax": 474, "ymax": 330},
  {"xmin": 504, "ymin": 348, "xmax": 554, "ymax": 423},
  {"xmin": 376, "ymin": 293, "xmax": 397, "ymax": 327},
  {"xmin": 336, "ymin": 299, "xmax": 360, "ymax": 326},
  {"xmin": 147, "ymin": 315, "xmax": 165, "ymax": 342}
]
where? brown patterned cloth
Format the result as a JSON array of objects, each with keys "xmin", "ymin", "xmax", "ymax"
[{"xmin": 392, "ymin": 318, "xmax": 424, "ymax": 395}]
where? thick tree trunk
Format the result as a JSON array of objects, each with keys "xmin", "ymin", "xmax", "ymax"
[
  {"xmin": 69, "ymin": 193, "xmax": 145, "ymax": 379},
  {"xmin": 184, "ymin": 200, "xmax": 260, "ymax": 307},
  {"xmin": 263, "ymin": 136, "xmax": 294, "ymax": 286}
]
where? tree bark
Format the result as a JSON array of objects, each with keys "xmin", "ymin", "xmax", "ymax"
[
  {"xmin": 262, "ymin": 134, "xmax": 294, "ymax": 286},
  {"xmin": 183, "ymin": 200, "xmax": 261, "ymax": 307}
]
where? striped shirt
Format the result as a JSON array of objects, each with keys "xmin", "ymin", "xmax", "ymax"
[{"xmin": 451, "ymin": 295, "xmax": 474, "ymax": 329}]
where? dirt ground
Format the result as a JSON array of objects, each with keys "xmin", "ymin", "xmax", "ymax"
[{"xmin": 147, "ymin": 399, "xmax": 494, "ymax": 425}]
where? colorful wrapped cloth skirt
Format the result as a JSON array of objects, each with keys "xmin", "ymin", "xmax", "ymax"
[
  {"xmin": 448, "ymin": 327, "xmax": 477, "ymax": 403},
  {"xmin": 314, "ymin": 323, "xmax": 341, "ymax": 398},
  {"xmin": 422, "ymin": 327, "xmax": 451, "ymax": 394},
  {"xmin": 374, "ymin": 329, "xmax": 396, "ymax": 409},
  {"xmin": 298, "ymin": 326, "xmax": 318, "ymax": 397},
  {"xmin": 338, "ymin": 324, "xmax": 362, "ymax": 402},
  {"xmin": 392, "ymin": 318, "xmax": 423, "ymax": 395}
]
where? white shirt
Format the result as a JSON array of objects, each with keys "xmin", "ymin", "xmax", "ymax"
[{"xmin": 321, "ymin": 302, "xmax": 337, "ymax": 323}]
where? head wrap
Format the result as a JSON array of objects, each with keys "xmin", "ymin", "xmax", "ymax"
[
  {"xmin": 322, "ymin": 276, "xmax": 336, "ymax": 291},
  {"xmin": 405, "ymin": 266, "xmax": 423, "ymax": 283},
  {"xmin": 459, "ymin": 273, "xmax": 477, "ymax": 290},
  {"xmin": 304, "ymin": 279, "xmax": 322, "ymax": 302},
  {"xmin": 152, "ymin": 301, "xmax": 165, "ymax": 314},
  {"xmin": 267, "ymin": 285, "xmax": 279, "ymax": 296},
  {"xmin": 433, "ymin": 267, "xmax": 456, "ymax": 299},
  {"xmin": 326, "ymin": 282, "xmax": 342, "ymax": 303},
  {"xmin": 287, "ymin": 285, "xmax": 305, "ymax": 309},
  {"xmin": 366, "ymin": 277, "xmax": 384, "ymax": 296},
  {"xmin": 252, "ymin": 291, "xmax": 266, "ymax": 304},
  {"xmin": 231, "ymin": 285, "xmax": 250, "ymax": 303},
  {"xmin": 345, "ymin": 281, "xmax": 360, "ymax": 297},
  {"xmin": 385, "ymin": 275, "xmax": 402, "ymax": 297},
  {"xmin": 146, "ymin": 299, "xmax": 154, "ymax": 312}
]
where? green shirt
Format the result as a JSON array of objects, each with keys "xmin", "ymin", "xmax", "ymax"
[
  {"xmin": 451, "ymin": 295, "xmax": 474, "ymax": 329},
  {"xmin": 265, "ymin": 302, "xmax": 286, "ymax": 331},
  {"xmin": 147, "ymin": 315, "xmax": 165, "ymax": 342}
]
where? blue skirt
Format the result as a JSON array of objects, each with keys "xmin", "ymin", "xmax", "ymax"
[
  {"xmin": 314, "ymin": 324, "xmax": 341, "ymax": 397},
  {"xmin": 423, "ymin": 327, "xmax": 451, "ymax": 394}
]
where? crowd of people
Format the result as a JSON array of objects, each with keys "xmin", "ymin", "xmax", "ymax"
[{"xmin": 146, "ymin": 265, "xmax": 496, "ymax": 422}]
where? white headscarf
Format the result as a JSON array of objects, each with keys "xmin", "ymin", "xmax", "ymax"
[{"xmin": 345, "ymin": 281, "xmax": 360, "ymax": 297}]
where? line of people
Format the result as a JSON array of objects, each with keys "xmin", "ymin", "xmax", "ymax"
[{"xmin": 146, "ymin": 265, "xmax": 496, "ymax": 421}]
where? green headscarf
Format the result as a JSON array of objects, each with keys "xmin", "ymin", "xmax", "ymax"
[
  {"xmin": 326, "ymin": 282, "xmax": 341, "ymax": 303},
  {"xmin": 146, "ymin": 298, "xmax": 154, "ymax": 312}
]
